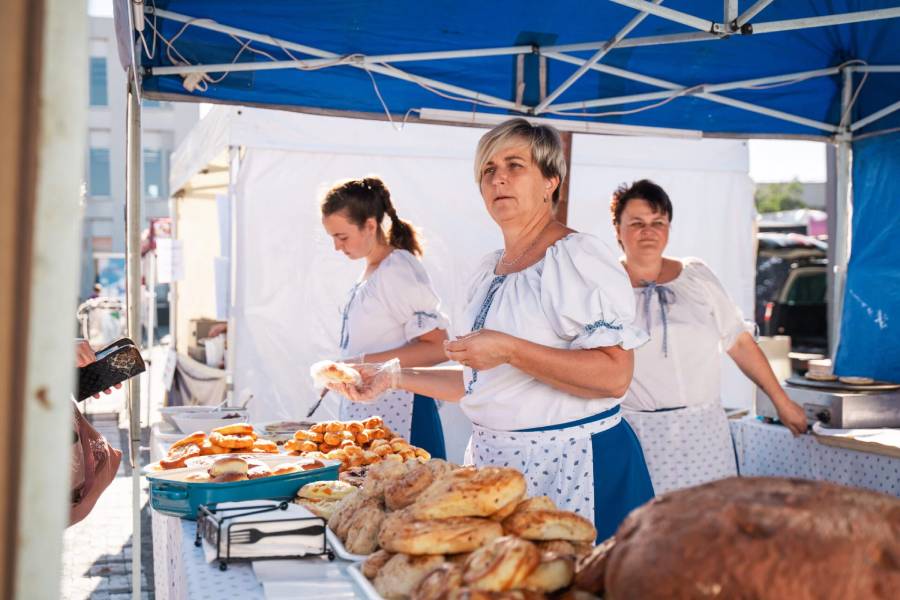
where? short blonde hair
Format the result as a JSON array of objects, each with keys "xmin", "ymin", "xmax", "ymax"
[{"xmin": 474, "ymin": 118, "xmax": 568, "ymax": 206}]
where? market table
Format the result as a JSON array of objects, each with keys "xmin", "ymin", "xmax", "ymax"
[
  {"xmin": 149, "ymin": 425, "xmax": 363, "ymax": 600},
  {"xmin": 730, "ymin": 417, "xmax": 900, "ymax": 497}
]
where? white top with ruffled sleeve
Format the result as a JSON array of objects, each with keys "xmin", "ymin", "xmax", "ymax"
[
  {"xmin": 340, "ymin": 249, "xmax": 449, "ymax": 359},
  {"xmin": 623, "ymin": 258, "xmax": 747, "ymax": 412},
  {"xmin": 453, "ymin": 233, "xmax": 647, "ymax": 431}
]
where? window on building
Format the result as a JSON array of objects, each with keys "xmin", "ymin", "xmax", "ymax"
[
  {"xmin": 89, "ymin": 57, "xmax": 108, "ymax": 106},
  {"xmin": 89, "ymin": 148, "xmax": 111, "ymax": 196},
  {"xmin": 143, "ymin": 149, "xmax": 167, "ymax": 198}
]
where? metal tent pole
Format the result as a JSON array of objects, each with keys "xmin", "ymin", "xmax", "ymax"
[
  {"xmin": 831, "ymin": 68, "xmax": 854, "ymax": 360},
  {"xmin": 225, "ymin": 146, "xmax": 240, "ymax": 404},
  {"xmin": 125, "ymin": 74, "xmax": 143, "ymax": 600}
]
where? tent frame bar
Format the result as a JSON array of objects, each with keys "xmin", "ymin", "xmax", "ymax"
[
  {"xmin": 851, "ymin": 98, "xmax": 900, "ymax": 132},
  {"xmin": 148, "ymin": 7, "xmax": 521, "ymax": 111},
  {"xmin": 534, "ymin": 0, "xmax": 660, "ymax": 114},
  {"xmin": 545, "ymin": 52, "xmax": 839, "ymax": 133},
  {"xmin": 610, "ymin": 0, "xmax": 721, "ymax": 33},
  {"xmin": 735, "ymin": 0, "xmax": 773, "ymax": 29}
]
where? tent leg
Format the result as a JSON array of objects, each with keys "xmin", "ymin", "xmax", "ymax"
[
  {"xmin": 125, "ymin": 74, "xmax": 143, "ymax": 600},
  {"xmin": 830, "ymin": 68, "xmax": 853, "ymax": 360},
  {"xmin": 225, "ymin": 145, "xmax": 240, "ymax": 404}
]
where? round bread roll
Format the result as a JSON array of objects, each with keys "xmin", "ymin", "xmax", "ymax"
[
  {"xmin": 344, "ymin": 501, "xmax": 387, "ymax": 555},
  {"xmin": 462, "ymin": 536, "xmax": 540, "ymax": 592},
  {"xmin": 309, "ymin": 422, "xmax": 327, "ymax": 434},
  {"xmin": 247, "ymin": 465, "xmax": 273, "ymax": 479},
  {"xmin": 373, "ymin": 444, "xmax": 394, "ymax": 458},
  {"xmin": 346, "ymin": 420, "xmax": 365, "ymax": 434},
  {"xmin": 503, "ymin": 509, "xmax": 596, "ymax": 542},
  {"xmin": 199, "ymin": 439, "xmax": 231, "ymax": 456},
  {"xmin": 513, "ymin": 496, "xmax": 556, "ymax": 514},
  {"xmin": 589, "ymin": 477, "xmax": 900, "ymax": 599},
  {"xmin": 323, "ymin": 432, "xmax": 342, "ymax": 446},
  {"xmin": 327, "ymin": 490, "xmax": 366, "ymax": 533},
  {"xmin": 489, "ymin": 498, "xmax": 520, "ymax": 522},
  {"xmin": 520, "ymin": 552, "xmax": 574, "ymax": 593},
  {"xmin": 536, "ymin": 539, "xmax": 593, "ymax": 559},
  {"xmin": 209, "ymin": 456, "xmax": 249, "ymax": 477},
  {"xmin": 411, "ymin": 563, "xmax": 464, "ymax": 600},
  {"xmin": 210, "ymin": 472, "xmax": 248, "ymax": 483},
  {"xmin": 385, "ymin": 462, "xmax": 437, "ymax": 511},
  {"xmin": 364, "ymin": 416, "xmax": 384, "ymax": 429},
  {"xmin": 315, "ymin": 362, "xmax": 362, "ymax": 386},
  {"xmin": 379, "ymin": 513, "xmax": 504, "ymax": 555},
  {"xmin": 298, "ymin": 480, "xmax": 357, "ymax": 501},
  {"xmin": 212, "ymin": 423, "xmax": 254, "ymax": 436},
  {"xmin": 356, "ymin": 431, "xmax": 371, "ymax": 445},
  {"xmin": 410, "ymin": 467, "xmax": 527, "ymax": 520},
  {"xmin": 362, "ymin": 548, "xmax": 394, "ymax": 579},
  {"xmin": 374, "ymin": 553, "xmax": 446, "ymax": 600},
  {"xmin": 415, "ymin": 447, "xmax": 431, "ymax": 461}
]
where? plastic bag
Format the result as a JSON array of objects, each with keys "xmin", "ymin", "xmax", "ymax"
[{"xmin": 309, "ymin": 360, "xmax": 363, "ymax": 388}]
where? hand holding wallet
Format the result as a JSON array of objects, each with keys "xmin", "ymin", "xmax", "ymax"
[{"xmin": 77, "ymin": 338, "xmax": 146, "ymax": 401}]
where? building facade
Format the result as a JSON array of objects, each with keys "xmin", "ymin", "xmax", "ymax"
[{"xmin": 82, "ymin": 16, "xmax": 199, "ymax": 302}]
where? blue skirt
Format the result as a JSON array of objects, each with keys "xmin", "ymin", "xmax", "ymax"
[
  {"xmin": 410, "ymin": 394, "xmax": 447, "ymax": 460},
  {"xmin": 520, "ymin": 406, "xmax": 654, "ymax": 542}
]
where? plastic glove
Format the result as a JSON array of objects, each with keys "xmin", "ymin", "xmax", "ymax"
[{"xmin": 330, "ymin": 358, "xmax": 400, "ymax": 403}]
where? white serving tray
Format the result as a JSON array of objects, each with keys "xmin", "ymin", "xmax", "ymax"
[
  {"xmin": 346, "ymin": 562, "xmax": 383, "ymax": 600},
  {"xmin": 326, "ymin": 526, "xmax": 371, "ymax": 562}
]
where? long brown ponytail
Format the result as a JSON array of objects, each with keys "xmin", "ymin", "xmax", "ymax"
[{"xmin": 321, "ymin": 176, "xmax": 423, "ymax": 256}]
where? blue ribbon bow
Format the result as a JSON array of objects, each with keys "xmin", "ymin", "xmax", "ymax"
[{"xmin": 640, "ymin": 280, "xmax": 676, "ymax": 357}]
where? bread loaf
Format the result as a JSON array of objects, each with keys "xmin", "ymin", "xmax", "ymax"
[{"xmin": 577, "ymin": 477, "xmax": 900, "ymax": 599}]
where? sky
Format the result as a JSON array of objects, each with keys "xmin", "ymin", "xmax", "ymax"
[{"xmin": 93, "ymin": 0, "xmax": 827, "ymax": 184}]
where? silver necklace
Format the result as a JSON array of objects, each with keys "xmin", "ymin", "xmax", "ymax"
[{"xmin": 499, "ymin": 221, "xmax": 553, "ymax": 267}]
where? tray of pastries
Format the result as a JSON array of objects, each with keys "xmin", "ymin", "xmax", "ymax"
[{"xmin": 147, "ymin": 423, "xmax": 280, "ymax": 472}]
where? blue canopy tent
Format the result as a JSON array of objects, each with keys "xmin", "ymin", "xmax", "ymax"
[{"xmin": 113, "ymin": 1, "xmax": 899, "ymax": 593}]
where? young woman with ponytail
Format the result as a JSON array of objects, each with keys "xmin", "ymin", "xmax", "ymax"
[{"xmin": 320, "ymin": 176, "xmax": 448, "ymax": 458}]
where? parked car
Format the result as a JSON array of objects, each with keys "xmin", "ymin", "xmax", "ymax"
[{"xmin": 755, "ymin": 233, "xmax": 828, "ymax": 355}]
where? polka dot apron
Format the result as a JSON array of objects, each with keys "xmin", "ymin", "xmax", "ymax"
[
  {"xmin": 623, "ymin": 402, "xmax": 737, "ymax": 496},
  {"xmin": 339, "ymin": 389, "xmax": 413, "ymax": 440},
  {"xmin": 464, "ymin": 409, "xmax": 621, "ymax": 522}
]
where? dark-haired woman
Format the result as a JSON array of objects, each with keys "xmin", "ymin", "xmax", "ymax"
[
  {"xmin": 320, "ymin": 176, "xmax": 448, "ymax": 458},
  {"xmin": 611, "ymin": 179, "xmax": 807, "ymax": 495}
]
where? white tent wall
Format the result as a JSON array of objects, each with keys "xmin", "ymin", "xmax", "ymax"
[
  {"xmin": 568, "ymin": 135, "xmax": 756, "ymax": 412},
  {"xmin": 172, "ymin": 107, "xmax": 754, "ymax": 463}
]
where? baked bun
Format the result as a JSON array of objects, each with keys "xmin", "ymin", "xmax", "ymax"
[
  {"xmin": 209, "ymin": 431, "xmax": 255, "ymax": 449},
  {"xmin": 295, "ymin": 497, "xmax": 340, "ymax": 520},
  {"xmin": 374, "ymin": 553, "xmax": 446, "ymax": 600},
  {"xmin": 536, "ymin": 539, "xmax": 593, "ymax": 559},
  {"xmin": 343, "ymin": 499, "xmax": 387, "ymax": 555},
  {"xmin": 251, "ymin": 439, "xmax": 278, "ymax": 453},
  {"xmin": 362, "ymin": 548, "xmax": 394, "ymax": 579},
  {"xmin": 520, "ymin": 552, "xmax": 574, "ymax": 593},
  {"xmin": 513, "ymin": 496, "xmax": 556, "ymax": 514},
  {"xmin": 209, "ymin": 456, "xmax": 249, "ymax": 478},
  {"xmin": 312, "ymin": 361, "xmax": 363, "ymax": 385},
  {"xmin": 211, "ymin": 472, "xmax": 248, "ymax": 483},
  {"xmin": 270, "ymin": 463, "xmax": 301, "ymax": 476},
  {"xmin": 364, "ymin": 416, "xmax": 384, "ymax": 429},
  {"xmin": 159, "ymin": 442, "xmax": 201, "ymax": 469},
  {"xmin": 444, "ymin": 589, "xmax": 547, "ymax": 600},
  {"xmin": 461, "ymin": 536, "xmax": 540, "ymax": 592},
  {"xmin": 573, "ymin": 537, "xmax": 613, "ymax": 594},
  {"xmin": 170, "ymin": 431, "xmax": 206, "ymax": 449},
  {"xmin": 298, "ymin": 480, "xmax": 357, "ymax": 501},
  {"xmin": 212, "ymin": 423, "xmax": 254, "ymax": 436},
  {"xmin": 385, "ymin": 462, "xmax": 437, "ymax": 511},
  {"xmin": 503, "ymin": 510, "xmax": 596, "ymax": 542},
  {"xmin": 379, "ymin": 513, "xmax": 504, "ymax": 555},
  {"xmin": 411, "ymin": 467, "xmax": 527, "ymax": 520},
  {"xmin": 411, "ymin": 563, "xmax": 464, "ymax": 600},
  {"xmin": 247, "ymin": 464, "xmax": 273, "ymax": 479}
]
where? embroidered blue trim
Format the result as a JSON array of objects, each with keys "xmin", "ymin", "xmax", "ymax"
[
  {"xmin": 584, "ymin": 319, "xmax": 623, "ymax": 334},
  {"xmin": 465, "ymin": 275, "xmax": 507, "ymax": 395},
  {"xmin": 413, "ymin": 310, "xmax": 439, "ymax": 329},
  {"xmin": 338, "ymin": 283, "xmax": 362, "ymax": 351}
]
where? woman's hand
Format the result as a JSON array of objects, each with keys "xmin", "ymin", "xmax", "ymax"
[
  {"xmin": 327, "ymin": 359, "xmax": 400, "ymax": 403},
  {"xmin": 76, "ymin": 340, "xmax": 122, "ymax": 398},
  {"xmin": 443, "ymin": 330, "xmax": 516, "ymax": 371},
  {"xmin": 775, "ymin": 398, "xmax": 808, "ymax": 436}
]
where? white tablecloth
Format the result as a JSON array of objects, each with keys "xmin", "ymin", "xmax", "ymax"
[
  {"xmin": 730, "ymin": 417, "xmax": 900, "ymax": 497},
  {"xmin": 149, "ymin": 425, "xmax": 363, "ymax": 600}
]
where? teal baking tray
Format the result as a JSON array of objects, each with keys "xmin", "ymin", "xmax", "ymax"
[{"xmin": 147, "ymin": 460, "xmax": 340, "ymax": 519}]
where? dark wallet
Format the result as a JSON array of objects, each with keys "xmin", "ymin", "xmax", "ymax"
[{"xmin": 77, "ymin": 338, "xmax": 146, "ymax": 401}]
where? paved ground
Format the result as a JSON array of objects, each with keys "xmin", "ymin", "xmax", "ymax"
[{"xmin": 60, "ymin": 346, "xmax": 170, "ymax": 599}]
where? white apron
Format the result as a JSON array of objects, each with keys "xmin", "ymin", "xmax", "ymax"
[
  {"xmin": 464, "ymin": 410, "xmax": 621, "ymax": 521},
  {"xmin": 622, "ymin": 402, "xmax": 737, "ymax": 495},
  {"xmin": 339, "ymin": 390, "xmax": 413, "ymax": 440}
]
